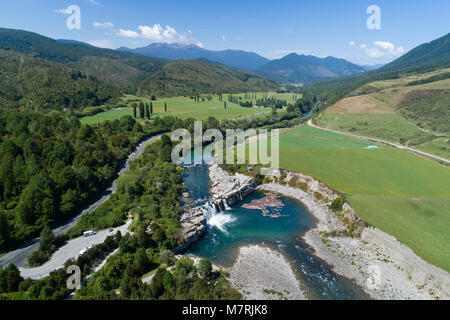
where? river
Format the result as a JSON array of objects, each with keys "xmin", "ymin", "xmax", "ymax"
[{"xmin": 183, "ymin": 164, "xmax": 369, "ymax": 300}]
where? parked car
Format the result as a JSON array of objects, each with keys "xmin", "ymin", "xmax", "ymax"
[{"xmin": 83, "ymin": 230, "xmax": 96, "ymax": 237}]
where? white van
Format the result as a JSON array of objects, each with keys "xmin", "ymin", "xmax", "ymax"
[{"xmin": 83, "ymin": 230, "xmax": 96, "ymax": 237}]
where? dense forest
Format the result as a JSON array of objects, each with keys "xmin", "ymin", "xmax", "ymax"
[
  {"xmin": 0, "ymin": 135, "xmax": 241, "ymax": 300},
  {"xmin": 0, "ymin": 28, "xmax": 164, "ymax": 89},
  {"xmin": 137, "ymin": 60, "xmax": 278, "ymax": 97},
  {"xmin": 0, "ymin": 49, "xmax": 121, "ymax": 111},
  {"xmin": 0, "ymin": 112, "xmax": 173, "ymax": 252}
]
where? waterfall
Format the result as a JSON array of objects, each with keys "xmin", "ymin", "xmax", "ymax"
[
  {"xmin": 222, "ymin": 199, "xmax": 231, "ymax": 211},
  {"xmin": 203, "ymin": 202, "xmax": 218, "ymax": 223}
]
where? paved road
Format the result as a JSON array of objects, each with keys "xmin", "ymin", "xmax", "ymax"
[
  {"xmin": 307, "ymin": 120, "xmax": 450, "ymax": 164},
  {"xmin": 19, "ymin": 220, "xmax": 131, "ymax": 280},
  {"xmin": 0, "ymin": 133, "xmax": 165, "ymax": 269}
]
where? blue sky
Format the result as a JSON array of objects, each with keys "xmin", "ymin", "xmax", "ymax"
[{"xmin": 1, "ymin": 0, "xmax": 449, "ymax": 65}]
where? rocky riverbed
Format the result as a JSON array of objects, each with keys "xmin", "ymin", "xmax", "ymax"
[
  {"xmin": 176, "ymin": 164, "xmax": 258, "ymax": 251},
  {"xmin": 175, "ymin": 207, "xmax": 207, "ymax": 252},
  {"xmin": 260, "ymin": 170, "xmax": 450, "ymax": 300},
  {"xmin": 209, "ymin": 163, "xmax": 258, "ymax": 208},
  {"xmin": 227, "ymin": 245, "xmax": 306, "ymax": 300}
]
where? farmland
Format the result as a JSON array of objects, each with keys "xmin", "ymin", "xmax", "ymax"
[
  {"xmin": 316, "ymin": 68, "xmax": 450, "ymax": 160},
  {"xmin": 253, "ymin": 125, "xmax": 450, "ymax": 271},
  {"xmin": 80, "ymin": 93, "xmax": 283, "ymax": 124}
]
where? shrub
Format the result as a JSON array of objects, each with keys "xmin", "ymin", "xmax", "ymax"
[{"xmin": 330, "ymin": 197, "xmax": 344, "ymax": 212}]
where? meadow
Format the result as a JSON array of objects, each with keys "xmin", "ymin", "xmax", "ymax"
[
  {"xmin": 228, "ymin": 91, "xmax": 300, "ymax": 104},
  {"xmin": 80, "ymin": 94, "xmax": 275, "ymax": 124},
  {"xmin": 250, "ymin": 125, "xmax": 450, "ymax": 271}
]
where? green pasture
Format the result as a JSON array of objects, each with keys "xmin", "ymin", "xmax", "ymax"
[{"xmin": 248, "ymin": 125, "xmax": 450, "ymax": 271}]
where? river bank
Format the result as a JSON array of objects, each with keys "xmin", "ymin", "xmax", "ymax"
[
  {"xmin": 227, "ymin": 245, "xmax": 306, "ymax": 300},
  {"xmin": 259, "ymin": 170, "xmax": 450, "ymax": 300},
  {"xmin": 180, "ymin": 162, "xmax": 449, "ymax": 300}
]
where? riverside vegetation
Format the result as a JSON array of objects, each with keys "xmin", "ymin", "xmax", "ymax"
[{"xmin": 0, "ymin": 136, "xmax": 241, "ymax": 300}]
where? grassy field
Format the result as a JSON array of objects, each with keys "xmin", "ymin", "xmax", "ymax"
[
  {"xmin": 228, "ymin": 91, "xmax": 300, "ymax": 104},
  {"xmin": 80, "ymin": 94, "xmax": 272, "ymax": 124},
  {"xmin": 251, "ymin": 125, "xmax": 450, "ymax": 271}
]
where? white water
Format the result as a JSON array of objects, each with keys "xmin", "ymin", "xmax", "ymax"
[
  {"xmin": 202, "ymin": 201, "xmax": 235, "ymax": 233},
  {"xmin": 208, "ymin": 213, "xmax": 236, "ymax": 233},
  {"xmin": 222, "ymin": 199, "xmax": 232, "ymax": 211},
  {"xmin": 203, "ymin": 202, "xmax": 218, "ymax": 222}
]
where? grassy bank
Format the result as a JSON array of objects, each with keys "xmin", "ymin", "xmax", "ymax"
[{"xmin": 250, "ymin": 125, "xmax": 450, "ymax": 271}]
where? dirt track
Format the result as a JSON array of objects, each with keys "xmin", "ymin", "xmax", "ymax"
[{"xmin": 307, "ymin": 120, "xmax": 450, "ymax": 164}]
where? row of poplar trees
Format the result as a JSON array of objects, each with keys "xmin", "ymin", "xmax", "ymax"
[{"xmin": 132, "ymin": 101, "xmax": 167, "ymax": 120}]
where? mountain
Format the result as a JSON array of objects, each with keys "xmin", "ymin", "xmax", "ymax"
[
  {"xmin": 0, "ymin": 28, "xmax": 277, "ymax": 110},
  {"xmin": 0, "ymin": 28, "xmax": 165, "ymax": 89},
  {"xmin": 301, "ymin": 33, "xmax": 450, "ymax": 109},
  {"xmin": 0, "ymin": 48, "xmax": 121, "ymax": 111},
  {"xmin": 379, "ymin": 33, "xmax": 450, "ymax": 73},
  {"xmin": 362, "ymin": 64, "xmax": 385, "ymax": 71},
  {"xmin": 257, "ymin": 53, "xmax": 366, "ymax": 84},
  {"xmin": 118, "ymin": 43, "xmax": 270, "ymax": 70},
  {"xmin": 137, "ymin": 60, "xmax": 278, "ymax": 97}
]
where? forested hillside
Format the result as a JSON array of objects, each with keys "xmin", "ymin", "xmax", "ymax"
[
  {"xmin": 300, "ymin": 33, "xmax": 450, "ymax": 108},
  {"xmin": 0, "ymin": 28, "xmax": 278, "ymax": 111},
  {"xmin": 0, "ymin": 28, "xmax": 164, "ymax": 90},
  {"xmin": 137, "ymin": 60, "xmax": 278, "ymax": 97},
  {"xmin": 0, "ymin": 49, "xmax": 120, "ymax": 111},
  {"xmin": 0, "ymin": 112, "xmax": 158, "ymax": 251}
]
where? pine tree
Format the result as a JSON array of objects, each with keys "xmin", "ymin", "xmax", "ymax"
[
  {"xmin": 133, "ymin": 104, "xmax": 137, "ymax": 118},
  {"xmin": 164, "ymin": 102, "xmax": 167, "ymax": 112},
  {"xmin": 224, "ymin": 101, "xmax": 227, "ymax": 109},
  {"xmin": 139, "ymin": 102, "xmax": 145, "ymax": 119},
  {"xmin": 150, "ymin": 102, "xmax": 153, "ymax": 115},
  {"xmin": 145, "ymin": 103, "xmax": 150, "ymax": 120}
]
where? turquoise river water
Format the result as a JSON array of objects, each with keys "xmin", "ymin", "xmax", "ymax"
[{"xmin": 182, "ymin": 164, "xmax": 369, "ymax": 300}]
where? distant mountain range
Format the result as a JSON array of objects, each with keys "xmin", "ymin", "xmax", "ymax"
[
  {"xmin": 256, "ymin": 53, "xmax": 367, "ymax": 84},
  {"xmin": 362, "ymin": 64, "xmax": 385, "ymax": 71},
  {"xmin": 1, "ymin": 27, "xmax": 448, "ymax": 111},
  {"xmin": 118, "ymin": 43, "xmax": 270, "ymax": 71},
  {"xmin": 0, "ymin": 28, "xmax": 276, "ymax": 110},
  {"xmin": 119, "ymin": 43, "xmax": 369, "ymax": 84}
]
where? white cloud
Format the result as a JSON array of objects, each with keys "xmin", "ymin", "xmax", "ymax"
[
  {"xmin": 222, "ymin": 35, "xmax": 227, "ymax": 43},
  {"xmin": 93, "ymin": 22, "xmax": 114, "ymax": 29},
  {"xmin": 349, "ymin": 41, "xmax": 356, "ymax": 47},
  {"xmin": 374, "ymin": 41, "xmax": 404, "ymax": 54},
  {"xmin": 360, "ymin": 44, "xmax": 367, "ymax": 49},
  {"xmin": 363, "ymin": 41, "xmax": 404, "ymax": 60},
  {"xmin": 88, "ymin": 40, "xmax": 114, "ymax": 49},
  {"xmin": 86, "ymin": 0, "xmax": 101, "ymax": 6},
  {"xmin": 234, "ymin": 36, "xmax": 241, "ymax": 41},
  {"xmin": 117, "ymin": 24, "xmax": 201, "ymax": 45},
  {"xmin": 139, "ymin": 24, "xmax": 177, "ymax": 42},
  {"xmin": 54, "ymin": 8, "xmax": 72, "ymax": 14},
  {"xmin": 117, "ymin": 29, "xmax": 139, "ymax": 38}
]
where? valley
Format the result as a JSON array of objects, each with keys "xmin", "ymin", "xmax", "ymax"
[{"xmin": 0, "ymin": 17, "xmax": 449, "ymax": 304}]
